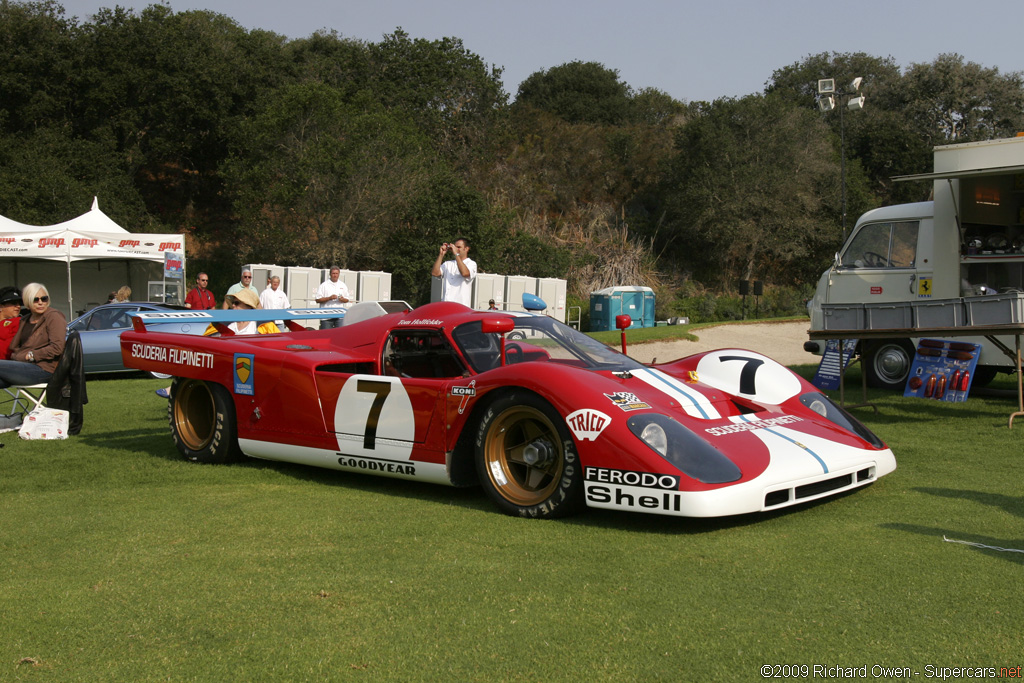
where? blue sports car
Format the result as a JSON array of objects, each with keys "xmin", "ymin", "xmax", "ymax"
[{"xmin": 67, "ymin": 302, "xmax": 207, "ymax": 376}]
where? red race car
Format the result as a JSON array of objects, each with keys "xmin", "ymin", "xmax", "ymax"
[{"xmin": 121, "ymin": 301, "xmax": 896, "ymax": 519}]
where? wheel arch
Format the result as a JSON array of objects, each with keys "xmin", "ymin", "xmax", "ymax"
[{"xmin": 447, "ymin": 385, "xmax": 555, "ymax": 488}]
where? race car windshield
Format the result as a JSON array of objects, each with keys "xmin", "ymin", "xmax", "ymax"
[{"xmin": 453, "ymin": 316, "xmax": 646, "ymax": 374}]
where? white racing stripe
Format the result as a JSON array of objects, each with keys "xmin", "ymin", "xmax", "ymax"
[{"xmin": 631, "ymin": 367, "xmax": 721, "ymax": 419}]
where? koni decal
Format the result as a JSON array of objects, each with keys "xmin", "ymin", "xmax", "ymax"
[{"xmin": 130, "ymin": 343, "xmax": 214, "ymax": 369}]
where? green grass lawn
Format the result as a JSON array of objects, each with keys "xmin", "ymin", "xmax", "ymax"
[{"xmin": 2, "ymin": 367, "xmax": 1022, "ymax": 681}]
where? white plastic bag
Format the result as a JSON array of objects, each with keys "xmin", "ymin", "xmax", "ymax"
[{"xmin": 18, "ymin": 407, "xmax": 69, "ymax": 440}]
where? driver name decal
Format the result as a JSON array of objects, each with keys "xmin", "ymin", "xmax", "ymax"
[
  {"xmin": 130, "ymin": 343, "xmax": 214, "ymax": 369},
  {"xmin": 566, "ymin": 408, "xmax": 610, "ymax": 441}
]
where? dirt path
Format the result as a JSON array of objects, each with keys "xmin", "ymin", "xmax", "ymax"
[{"xmin": 626, "ymin": 320, "xmax": 815, "ymax": 366}]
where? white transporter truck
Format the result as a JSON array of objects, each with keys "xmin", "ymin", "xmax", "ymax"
[{"xmin": 806, "ymin": 135, "xmax": 1024, "ymax": 389}]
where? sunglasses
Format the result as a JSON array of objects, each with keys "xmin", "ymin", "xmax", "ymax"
[{"xmin": 33, "ymin": 296, "xmax": 49, "ymax": 303}]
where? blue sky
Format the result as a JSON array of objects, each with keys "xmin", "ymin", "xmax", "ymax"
[{"xmin": 56, "ymin": 0, "xmax": 1024, "ymax": 103}]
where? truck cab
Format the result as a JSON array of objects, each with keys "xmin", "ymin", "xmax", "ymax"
[{"xmin": 808, "ymin": 136, "xmax": 1024, "ymax": 389}]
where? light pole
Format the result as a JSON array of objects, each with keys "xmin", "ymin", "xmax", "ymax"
[{"xmin": 817, "ymin": 77, "xmax": 866, "ymax": 242}]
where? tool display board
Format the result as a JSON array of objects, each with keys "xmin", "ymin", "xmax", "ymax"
[{"xmin": 903, "ymin": 339, "xmax": 982, "ymax": 402}]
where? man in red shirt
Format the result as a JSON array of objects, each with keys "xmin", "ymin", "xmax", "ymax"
[{"xmin": 184, "ymin": 272, "xmax": 216, "ymax": 310}]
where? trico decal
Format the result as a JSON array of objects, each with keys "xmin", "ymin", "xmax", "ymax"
[
  {"xmin": 584, "ymin": 466, "xmax": 679, "ymax": 490},
  {"xmin": 71, "ymin": 238, "xmax": 98, "ymax": 248},
  {"xmin": 159, "ymin": 242, "xmax": 182, "ymax": 251},
  {"xmin": 704, "ymin": 415, "xmax": 804, "ymax": 436},
  {"xmin": 585, "ymin": 484, "xmax": 683, "ymax": 513},
  {"xmin": 118, "ymin": 240, "xmax": 141, "ymax": 248},
  {"xmin": 603, "ymin": 391, "xmax": 651, "ymax": 412},
  {"xmin": 337, "ymin": 454, "xmax": 416, "ymax": 475},
  {"xmin": 38, "ymin": 237, "xmax": 65, "ymax": 248},
  {"xmin": 565, "ymin": 408, "xmax": 610, "ymax": 441},
  {"xmin": 234, "ymin": 353, "xmax": 255, "ymax": 395},
  {"xmin": 452, "ymin": 380, "xmax": 477, "ymax": 415},
  {"xmin": 130, "ymin": 343, "xmax": 214, "ymax": 369}
]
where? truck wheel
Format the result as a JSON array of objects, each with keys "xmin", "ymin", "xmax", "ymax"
[
  {"xmin": 474, "ymin": 392, "xmax": 583, "ymax": 519},
  {"xmin": 863, "ymin": 339, "xmax": 914, "ymax": 390},
  {"xmin": 169, "ymin": 378, "xmax": 242, "ymax": 463}
]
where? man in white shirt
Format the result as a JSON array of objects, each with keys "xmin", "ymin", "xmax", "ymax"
[
  {"xmin": 260, "ymin": 276, "xmax": 289, "ymax": 310},
  {"xmin": 315, "ymin": 266, "xmax": 351, "ymax": 330},
  {"xmin": 431, "ymin": 237, "xmax": 477, "ymax": 307}
]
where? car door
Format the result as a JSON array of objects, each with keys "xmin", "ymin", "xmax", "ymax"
[
  {"xmin": 827, "ymin": 219, "xmax": 926, "ymax": 305},
  {"xmin": 77, "ymin": 306, "xmax": 140, "ymax": 372}
]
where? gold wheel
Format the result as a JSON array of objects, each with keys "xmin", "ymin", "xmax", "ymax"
[
  {"xmin": 482, "ymin": 405, "xmax": 564, "ymax": 507},
  {"xmin": 172, "ymin": 379, "xmax": 216, "ymax": 452}
]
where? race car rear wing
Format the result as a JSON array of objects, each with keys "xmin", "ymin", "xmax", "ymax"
[{"xmin": 130, "ymin": 300, "xmax": 412, "ymax": 335}]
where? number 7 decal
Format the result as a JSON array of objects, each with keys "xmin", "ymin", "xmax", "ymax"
[
  {"xmin": 718, "ymin": 355, "xmax": 764, "ymax": 395},
  {"xmin": 356, "ymin": 379, "xmax": 391, "ymax": 449}
]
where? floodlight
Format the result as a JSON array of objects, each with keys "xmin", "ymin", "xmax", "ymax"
[
  {"xmin": 847, "ymin": 95, "xmax": 866, "ymax": 110},
  {"xmin": 818, "ymin": 96, "xmax": 835, "ymax": 112},
  {"xmin": 817, "ymin": 78, "xmax": 835, "ymax": 94},
  {"xmin": 850, "ymin": 77, "xmax": 863, "ymax": 91}
]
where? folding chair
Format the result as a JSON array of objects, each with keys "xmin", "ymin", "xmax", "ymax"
[{"xmin": 2, "ymin": 383, "xmax": 47, "ymax": 415}]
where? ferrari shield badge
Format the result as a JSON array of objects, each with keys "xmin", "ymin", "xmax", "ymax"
[{"xmin": 234, "ymin": 353, "xmax": 255, "ymax": 395}]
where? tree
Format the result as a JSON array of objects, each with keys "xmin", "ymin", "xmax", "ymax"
[
  {"xmin": 660, "ymin": 94, "xmax": 841, "ymax": 288},
  {"xmin": 516, "ymin": 61, "xmax": 633, "ymax": 125},
  {"xmin": 895, "ymin": 53, "xmax": 1024, "ymax": 143},
  {"xmin": 368, "ymin": 29, "xmax": 507, "ymax": 162},
  {"xmin": 223, "ymin": 83, "xmax": 435, "ymax": 271},
  {"xmin": 0, "ymin": 0, "xmax": 78, "ymax": 134}
]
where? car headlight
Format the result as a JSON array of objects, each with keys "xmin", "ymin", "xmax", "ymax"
[
  {"xmin": 627, "ymin": 414, "xmax": 741, "ymax": 484},
  {"xmin": 639, "ymin": 422, "xmax": 668, "ymax": 456},
  {"xmin": 799, "ymin": 392, "xmax": 885, "ymax": 449}
]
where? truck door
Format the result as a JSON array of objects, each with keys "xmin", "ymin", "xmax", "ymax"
[{"xmin": 827, "ymin": 219, "xmax": 926, "ymax": 304}]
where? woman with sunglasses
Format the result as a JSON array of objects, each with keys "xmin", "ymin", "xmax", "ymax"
[{"xmin": 0, "ymin": 283, "xmax": 66, "ymax": 389}]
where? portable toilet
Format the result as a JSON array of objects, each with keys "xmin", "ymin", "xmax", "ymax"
[
  {"xmin": 357, "ymin": 270, "xmax": 392, "ymax": 302},
  {"xmin": 505, "ymin": 276, "xmax": 536, "ymax": 313},
  {"xmin": 244, "ymin": 263, "xmax": 285, "ymax": 291},
  {"xmin": 285, "ymin": 266, "xmax": 321, "ymax": 308},
  {"xmin": 473, "ymin": 273, "xmax": 505, "ymax": 310},
  {"xmin": 535, "ymin": 277, "xmax": 567, "ymax": 322},
  {"xmin": 589, "ymin": 286, "xmax": 655, "ymax": 331}
]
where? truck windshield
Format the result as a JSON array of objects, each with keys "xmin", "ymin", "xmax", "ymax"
[{"xmin": 841, "ymin": 221, "xmax": 918, "ymax": 269}]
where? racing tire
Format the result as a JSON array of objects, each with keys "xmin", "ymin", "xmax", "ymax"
[
  {"xmin": 863, "ymin": 339, "xmax": 915, "ymax": 390},
  {"xmin": 168, "ymin": 378, "xmax": 242, "ymax": 464},
  {"xmin": 474, "ymin": 391, "xmax": 583, "ymax": 519}
]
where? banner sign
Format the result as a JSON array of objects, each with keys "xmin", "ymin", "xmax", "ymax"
[
  {"xmin": 811, "ymin": 339, "xmax": 859, "ymax": 391},
  {"xmin": 164, "ymin": 251, "xmax": 184, "ymax": 278}
]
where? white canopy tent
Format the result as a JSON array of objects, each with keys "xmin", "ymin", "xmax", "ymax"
[{"xmin": 0, "ymin": 198, "xmax": 186, "ymax": 319}]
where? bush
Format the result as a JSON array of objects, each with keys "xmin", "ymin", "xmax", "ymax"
[{"xmin": 657, "ymin": 283, "xmax": 813, "ymax": 323}]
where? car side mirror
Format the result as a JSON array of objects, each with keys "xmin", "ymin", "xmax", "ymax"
[
  {"xmin": 615, "ymin": 315, "xmax": 632, "ymax": 355},
  {"xmin": 481, "ymin": 318, "xmax": 514, "ymax": 334}
]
